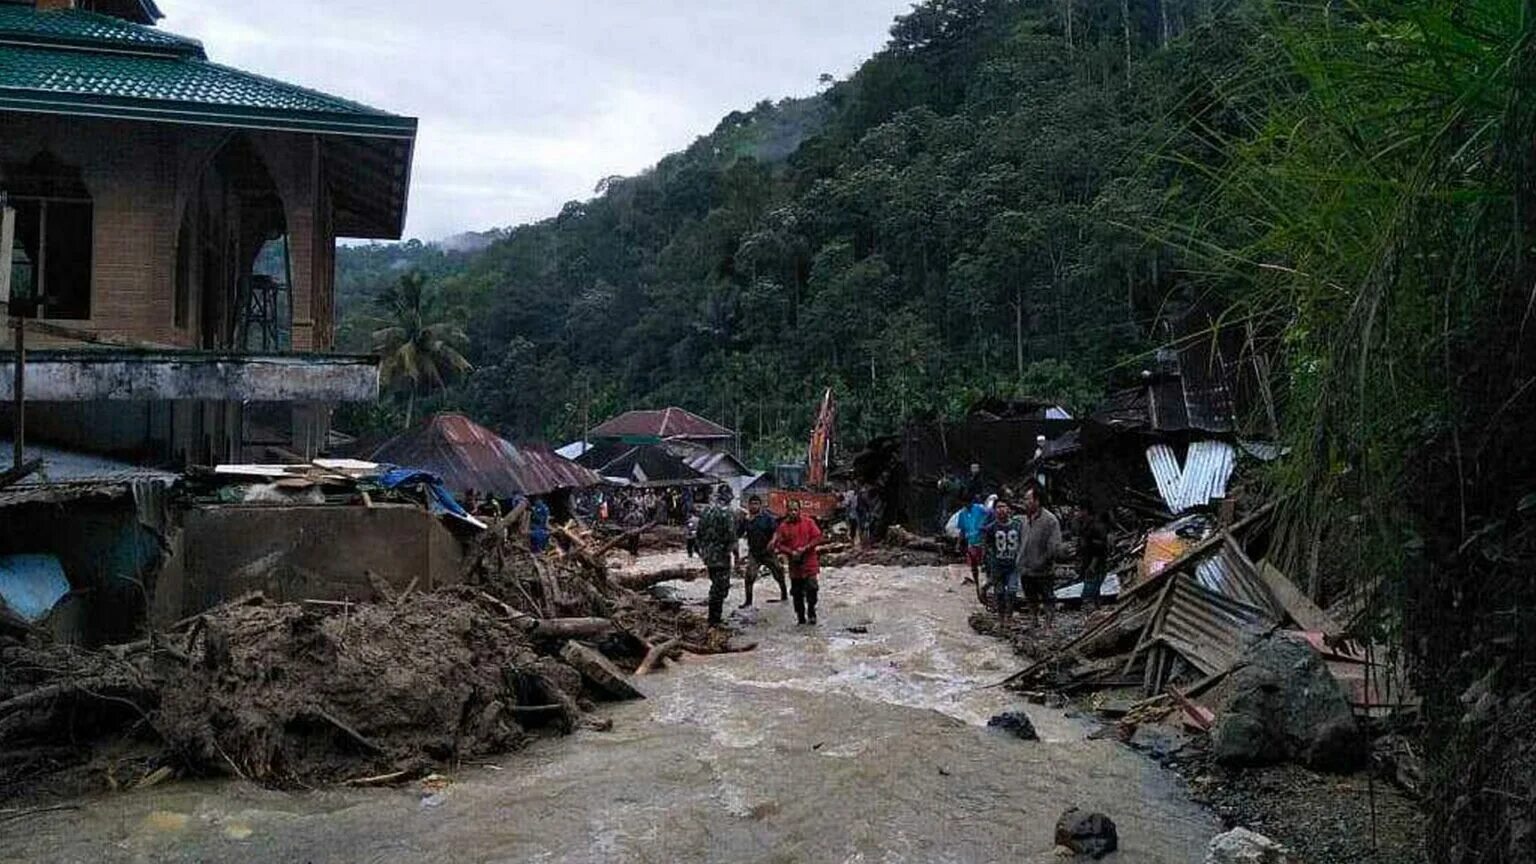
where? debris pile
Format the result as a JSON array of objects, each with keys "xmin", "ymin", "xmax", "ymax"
[
  {"xmin": 1003, "ymin": 502, "xmax": 1416, "ymax": 768},
  {"xmin": 0, "ymin": 509, "xmax": 729, "ymax": 798}
]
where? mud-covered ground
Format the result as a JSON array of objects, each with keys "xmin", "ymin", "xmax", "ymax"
[{"xmin": 0, "ymin": 558, "xmax": 1222, "ymax": 863}]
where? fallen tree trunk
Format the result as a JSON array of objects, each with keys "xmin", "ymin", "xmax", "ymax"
[
  {"xmin": 531, "ymin": 617, "xmax": 616, "ymax": 639},
  {"xmin": 615, "ymin": 566, "xmax": 708, "ymax": 591}
]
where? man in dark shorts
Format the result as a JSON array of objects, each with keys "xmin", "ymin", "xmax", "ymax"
[
  {"xmin": 1017, "ymin": 485, "xmax": 1065, "ymax": 627},
  {"xmin": 737, "ymin": 494, "xmax": 787, "ymax": 608},
  {"xmin": 983, "ymin": 499, "xmax": 1023, "ymax": 624},
  {"xmin": 772, "ymin": 498, "xmax": 824, "ymax": 625}
]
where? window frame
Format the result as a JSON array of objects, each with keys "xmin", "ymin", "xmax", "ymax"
[{"xmin": 6, "ymin": 191, "xmax": 94, "ymax": 321}]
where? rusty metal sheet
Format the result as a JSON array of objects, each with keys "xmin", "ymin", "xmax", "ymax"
[{"xmin": 367, "ymin": 413, "xmax": 600, "ymax": 498}]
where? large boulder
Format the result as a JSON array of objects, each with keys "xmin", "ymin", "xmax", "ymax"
[
  {"xmin": 1204, "ymin": 827, "xmax": 1291, "ymax": 863},
  {"xmin": 1211, "ymin": 631, "xmax": 1364, "ymax": 772},
  {"xmin": 1054, "ymin": 808, "xmax": 1118, "ymax": 859}
]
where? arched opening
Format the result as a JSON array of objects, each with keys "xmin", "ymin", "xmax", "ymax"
[{"xmin": 172, "ymin": 133, "xmax": 290, "ymax": 351}]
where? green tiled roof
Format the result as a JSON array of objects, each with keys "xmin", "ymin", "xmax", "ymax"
[
  {"xmin": 0, "ymin": 7, "xmax": 415, "ymax": 138},
  {"xmin": 0, "ymin": 5, "xmax": 199, "ymax": 56}
]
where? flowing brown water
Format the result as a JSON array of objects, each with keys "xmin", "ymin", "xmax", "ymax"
[{"xmin": 0, "ymin": 558, "xmax": 1217, "ymax": 863}]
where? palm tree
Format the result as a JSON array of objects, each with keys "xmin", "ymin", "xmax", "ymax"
[{"xmin": 370, "ymin": 271, "xmax": 472, "ymax": 427}]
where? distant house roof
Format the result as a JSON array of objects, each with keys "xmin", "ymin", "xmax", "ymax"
[
  {"xmin": 661, "ymin": 441, "xmax": 753, "ymax": 479},
  {"xmin": 574, "ymin": 441, "xmax": 716, "ymax": 488},
  {"xmin": 365, "ymin": 413, "xmax": 600, "ymax": 498},
  {"xmin": 0, "ymin": 5, "xmax": 416, "ymax": 237},
  {"xmin": 589, "ymin": 407, "xmax": 733, "ymax": 442}
]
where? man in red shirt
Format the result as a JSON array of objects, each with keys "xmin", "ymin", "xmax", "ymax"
[{"xmin": 771, "ymin": 499, "xmax": 824, "ymax": 625}]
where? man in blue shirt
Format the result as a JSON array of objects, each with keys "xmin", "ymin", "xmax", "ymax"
[{"xmin": 957, "ymin": 494, "xmax": 992, "ymax": 602}]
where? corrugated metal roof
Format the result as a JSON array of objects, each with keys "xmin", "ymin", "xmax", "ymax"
[
  {"xmin": 1148, "ymin": 575, "xmax": 1274, "ymax": 678},
  {"xmin": 1144, "ymin": 440, "xmax": 1236, "ymax": 513},
  {"xmin": 589, "ymin": 407, "xmax": 734, "ymax": 441},
  {"xmin": 574, "ymin": 441, "xmax": 715, "ymax": 487},
  {"xmin": 1192, "ymin": 537, "xmax": 1284, "ymax": 620},
  {"xmin": 366, "ymin": 414, "xmax": 600, "ymax": 498}
]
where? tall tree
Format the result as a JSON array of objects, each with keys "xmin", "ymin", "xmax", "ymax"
[{"xmin": 370, "ymin": 271, "xmax": 472, "ymax": 427}]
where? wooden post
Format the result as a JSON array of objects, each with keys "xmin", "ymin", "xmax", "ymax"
[{"xmin": 11, "ymin": 317, "xmax": 23, "ymax": 471}]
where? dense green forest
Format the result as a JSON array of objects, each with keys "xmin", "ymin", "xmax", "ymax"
[
  {"xmin": 336, "ymin": 1, "xmax": 1535, "ymax": 858},
  {"xmin": 336, "ymin": 0, "xmax": 1215, "ymax": 456}
]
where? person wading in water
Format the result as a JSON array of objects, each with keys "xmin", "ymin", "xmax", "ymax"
[
  {"xmin": 737, "ymin": 494, "xmax": 787, "ymax": 608},
  {"xmin": 772, "ymin": 498, "xmax": 824, "ymax": 625}
]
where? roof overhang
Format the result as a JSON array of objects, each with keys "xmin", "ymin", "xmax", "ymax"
[
  {"xmin": 0, "ymin": 91, "xmax": 417, "ymax": 239},
  {"xmin": 0, "ymin": 350, "xmax": 379, "ymax": 402}
]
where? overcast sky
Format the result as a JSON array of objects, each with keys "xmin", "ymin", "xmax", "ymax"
[{"xmin": 159, "ymin": 1, "xmax": 912, "ymax": 242}]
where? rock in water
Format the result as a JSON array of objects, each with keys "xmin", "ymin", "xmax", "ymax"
[
  {"xmin": 1054, "ymin": 808, "xmax": 1118, "ymax": 859},
  {"xmin": 987, "ymin": 711, "xmax": 1039, "ymax": 740},
  {"xmin": 559, "ymin": 642, "xmax": 643, "ymax": 701},
  {"xmin": 1204, "ymin": 827, "xmax": 1291, "ymax": 863},
  {"xmin": 1211, "ymin": 631, "xmax": 1364, "ymax": 772}
]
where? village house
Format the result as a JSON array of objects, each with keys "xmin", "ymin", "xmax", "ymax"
[{"xmin": 0, "ymin": 0, "xmax": 417, "ymax": 465}]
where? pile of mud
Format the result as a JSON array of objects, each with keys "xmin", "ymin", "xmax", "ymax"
[
  {"xmin": 160, "ymin": 591, "xmax": 583, "ymax": 785},
  {"xmin": 2, "ymin": 515, "xmax": 721, "ymax": 798}
]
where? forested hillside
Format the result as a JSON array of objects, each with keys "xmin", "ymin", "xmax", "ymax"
[{"xmin": 336, "ymin": 0, "xmax": 1230, "ymax": 454}]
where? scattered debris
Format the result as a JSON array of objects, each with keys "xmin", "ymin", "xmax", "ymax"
[
  {"xmin": 1205, "ymin": 827, "xmax": 1291, "ymax": 864},
  {"xmin": 1054, "ymin": 807, "xmax": 1119, "ymax": 859}
]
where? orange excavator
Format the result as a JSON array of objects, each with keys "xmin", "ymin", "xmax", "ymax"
[{"xmin": 768, "ymin": 388, "xmax": 844, "ymax": 520}]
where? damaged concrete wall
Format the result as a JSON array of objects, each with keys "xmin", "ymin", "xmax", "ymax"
[
  {"xmin": 0, "ymin": 352, "xmax": 378, "ymax": 402},
  {"xmin": 157, "ymin": 503, "xmax": 466, "ymax": 624}
]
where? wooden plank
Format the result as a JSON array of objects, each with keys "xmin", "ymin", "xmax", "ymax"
[{"xmin": 1258, "ymin": 560, "xmax": 1342, "ymax": 635}]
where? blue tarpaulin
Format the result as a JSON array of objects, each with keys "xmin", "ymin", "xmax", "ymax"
[
  {"xmin": 377, "ymin": 467, "xmax": 476, "ymax": 523},
  {"xmin": 0, "ymin": 554, "xmax": 70, "ymax": 622}
]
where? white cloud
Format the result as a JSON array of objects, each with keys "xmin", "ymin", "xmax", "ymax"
[{"xmin": 158, "ymin": 0, "xmax": 911, "ymax": 240}]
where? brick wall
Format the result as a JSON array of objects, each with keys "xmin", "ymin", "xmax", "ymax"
[{"xmin": 0, "ymin": 115, "xmax": 336, "ymax": 352}]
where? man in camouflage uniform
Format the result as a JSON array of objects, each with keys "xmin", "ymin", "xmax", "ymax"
[{"xmin": 696, "ymin": 485, "xmax": 740, "ymax": 627}]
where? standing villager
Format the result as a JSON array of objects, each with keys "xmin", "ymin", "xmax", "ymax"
[
  {"xmin": 738, "ymin": 495, "xmax": 787, "ymax": 608},
  {"xmin": 984, "ymin": 499, "xmax": 1023, "ymax": 625},
  {"xmin": 957, "ymin": 494, "xmax": 992, "ymax": 595},
  {"xmin": 529, "ymin": 496, "xmax": 551, "ymax": 553},
  {"xmin": 685, "ymin": 510, "xmax": 700, "ymax": 558},
  {"xmin": 1076, "ymin": 503, "xmax": 1111, "ymax": 608},
  {"xmin": 696, "ymin": 486, "xmax": 740, "ymax": 627},
  {"xmin": 1016, "ymin": 485, "xmax": 1066, "ymax": 628},
  {"xmin": 622, "ymin": 495, "xmax": 646, "ymax": 558},
  {"xmin": 772, "ymin": 498, "xmax": 824, "ymax": 625}
]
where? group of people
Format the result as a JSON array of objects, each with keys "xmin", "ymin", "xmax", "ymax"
[
  {"xmin": 690, "ymin": 487, "xmax": 826, "ymax": 629},
  {"xmin": 953, "ymin": 481, "xmax": 1111, "ymax": 627},
  {"xmin": 573, "ymin": 485, "xmax": 709, "ymax": 530}
]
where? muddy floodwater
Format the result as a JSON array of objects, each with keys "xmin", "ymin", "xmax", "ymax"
[{"xmin": 2, "ymin": 558, "xmax": 1218, "ymax": 863}]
